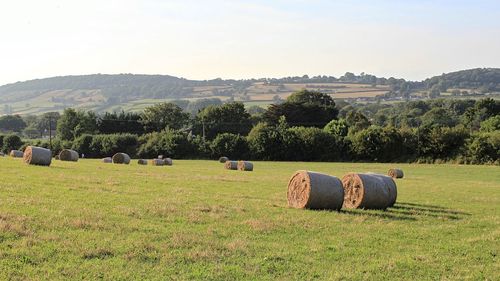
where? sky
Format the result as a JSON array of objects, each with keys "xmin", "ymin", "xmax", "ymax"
[{"xmin": 0, "ymin": 0, "xmax": 499, "ymax": 85}]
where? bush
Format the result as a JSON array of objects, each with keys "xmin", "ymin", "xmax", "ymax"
[
  {"xmin": 210, "ymin": 133, "xmax": 249, "ymax": 160},
  {"xmin": 468, "ymin": 132, "xmax": 500, "ymax": 164},
  {"xmin": 71, "ymin": 134, "xmax": 138, "ymax": 158},
  {"xmin": 349, "ymin": 126, "xmax": 406, "ymax": 162},
  {"xmin": 138, "ymin": 129, "xmax": 197, "ymax": 159},
  {"xmin": 416, "ymin": 125, "xmax": 469, "ymax": 161},
  {"xmin": 288, "ymin": 127, "xmax": 342, "ymax": 161},
  {"xmin": 2, "ymin": 134, "xmax": 24, "ymax": 153},
  {"xmin": 247, "ymin": 122, "xmax": 290, "ymax": 160}
]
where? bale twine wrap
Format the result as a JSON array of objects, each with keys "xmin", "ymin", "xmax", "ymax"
[
  {"xmin": 341, "ymin": 173, "xmax": 397, "ymax": 209},
  {"xmin": 388, "ymin": 168, "xmax": 404, "ymax": 179},
  {"xmin": 237, "ymin": 161, "xmax": 253, "ymax": 171},
  {"xmin": 102, "ymin": 157, "xmax": 112, "ymax": 163},
  {"xmin": 112, "ymin": 153, "xmax": 131, "ymax": 164},
  {"xmin": 164, "ymin": 158, "xmax": 173, "ymax": 166},
  {"xmin": 9, "ymin": 150, "xmax": 24, "ymax": 158},
  {"xmin": 150, "ymin": 159, "xmax": 164, "ymax": 166},
  {"xmin": 137, "ymin": 159, "xmax": 148, "ymax": 165},
  {"xmin": 59, "ymin": 149, "xmax": 79, "ymax": 162},
  {"xmin": 219, "ymin": 156, "xmax": 229, "ymax": 163},
  {"xmin": 224, "ymin": 160, "xmax": 238, "ymax": 170},
  {"xmin": 287, "ymin": 171, "xmax": 344, "ymax": 210},
  {"xmin": 23, "ymin": 146, "xmax": 52, "ymax": 166}
]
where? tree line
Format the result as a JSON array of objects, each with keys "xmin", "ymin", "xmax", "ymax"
[{"xmin": 0, "ymin": 90, "xmax": 498, "ymax": 164}]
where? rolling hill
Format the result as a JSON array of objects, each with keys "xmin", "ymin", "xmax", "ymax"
[{"xmin": 1, "ymin": 68, "xmax": 499, "ymax": 115}]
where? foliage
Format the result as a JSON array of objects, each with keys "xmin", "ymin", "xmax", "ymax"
[
  {"xmin": 210, "ymin": 133, "xmax": 249, "ymax": 160},
  {"xmin": 2, "ymin": 134, "xmax": 23, "ymax": 153},
  {"xmin": 140, "ymin": 103, "xmax": 189, "ymax": 132},
  {"xmin": 195, "ymin": 102, "xmax": 252, "ymax": 139},
  {"xmin": 138, "ymin": 129, "xmax": 197, "ymax": 159},
  {"xmin": 0, "ymin": 115, "xmax": 26, "ymax": 132}
]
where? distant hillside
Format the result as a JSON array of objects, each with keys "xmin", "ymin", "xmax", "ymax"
[{"xmin": 0, "ymin": 68, "xmax": 499, "ymax": 115}]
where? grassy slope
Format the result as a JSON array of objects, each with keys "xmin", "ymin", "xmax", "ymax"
[{"xmin": 0, "ymin": 158, "xmax": 498, "ymax": 280}]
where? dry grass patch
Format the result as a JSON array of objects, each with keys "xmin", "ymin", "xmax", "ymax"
[{"xmin": 0, "ymin": 213, "xmax": 33, "ymax": 238}]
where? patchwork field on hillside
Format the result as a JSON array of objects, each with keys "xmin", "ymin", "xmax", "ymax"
[{"xmin": 0, "ymin": 158, "xmax": 498, "ymax": 280}]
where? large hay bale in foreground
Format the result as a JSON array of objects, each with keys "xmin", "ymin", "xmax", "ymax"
[
  {"xmin": 287, "ymin": 170, "xmax": 344, "ymax": 210},
  {"xmin": 23, "ymin": 146, "xmax": 52, "ymax": 166},
  {"xmin": 219, "ymin": 156, "xmax": 229, "ymax": 163},
  {"xmin": 164, "ymin": 158, "xmax": 173, "ymax": 166},
  {"xmin": 150, "ymin": 159, "xmax": 164, "ymax": 166},
  {"xmin": 112, "ymin": 153, "xmax": 131, "ymax": 164},
  {"xmin": 137, "ymin": 159, "xmax": 148, "ymax": 165},
  {"xmin": 341, "ymin": 173, "xmax": 397, "ymax": 210},
  {"xmin": 102, "ymin": 157, "xmax": 112, "ymax": 163},
  {"xmin": 237, "ymin": 161, "xmax": 253, "ymax": 171},
  {"xmin": 224, "ymin": 160, "xmax": 238, "ymax": 170},
  {"xmin": 9, "ymin": 150, "xmax": 24, "ymax": 158},
  {"xmin": 388, "ymin": 168, "xmax": 404, "ymax": 179},
  {"xmin": 59, "ymin": 149, "xmax": 79, "ymax": 162}
]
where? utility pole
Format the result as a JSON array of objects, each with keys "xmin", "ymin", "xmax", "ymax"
[{"xmin": 49, "ymin": 115, "xmax": 52, "ymax": 150}]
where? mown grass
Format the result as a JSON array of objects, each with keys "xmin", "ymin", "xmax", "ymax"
[{"xmin": 0, "ymin": 158, "xmax": 498, "ymax": 280}]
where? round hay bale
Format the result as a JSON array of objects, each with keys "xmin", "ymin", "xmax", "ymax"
[
  {"xmin": 224, "ymin": 160, "xmax": 238, "ymax": 170},
  {"xmin": 287, "ymin": 170, "xmax": 344, "ymax": 210},
  {"xmin": 164, "ymin": 158, "xmax": 173, "ymax": 166},
  {"xmin": 388, "ymin": 168, "xmax": 404, "ymax": 179},
  {"xmin": 341, "ymin": 173, "xmax": 397, "ymax": 210},
  {"xmin": 158, "ymin": 155, "xmax": 164, "ymax": 159},
  {"xmin": 59, "ymin": 149, "xmax": 79, "ymax": 162},
  {"xmin": 9, "ymin": 150, "xmax": 24, "ymax": 158},
  {"xmin": 219, "ymin": 156, "xmax": 229, "ymax": 163},
  {"xmin": 112, "ymin": 153, "xmax": 131, "ymax": 164},
  {"xmin": 237, "ymin": 161, "xmax": 253, "ymax": 171},
  {"xmin": 23, "ymin": 146, "xmax": 52, "ymax": 166},
  {"xmin": 137, "ymin": 159, "xmax": 148, "ymax": 165},
  {"xmin": 150, "ymin": 159, "xmax": 164, "ymax": 166},
  {"xmin": 102, "ymin": 157, "xmax": 112, "ymax": 163}
]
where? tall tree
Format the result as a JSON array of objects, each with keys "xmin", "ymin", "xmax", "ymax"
[{"xmin": 140, "ymin": 103, "xmax": 189, "ymax": 132}]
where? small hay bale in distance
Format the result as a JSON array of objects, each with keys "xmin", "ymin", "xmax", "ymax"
[
  {"xmin": 102, "ymin": 157, "xmax": 112, "ymax": 163},
  {"xmin": 237, "ymin": 161, "xmax": 253, "ymax": 171},
  {"xmin": 164, "ymin": 158, "xmax": 173, "ymax": 166},
  {"xmin": 9, "ymin": 150, "xmax": 24, "ymax": 158},
  {"xmin": 59, "ymin": 149, "xmax": 79, "ymax": 162},
  {"xmin": 219, "ymin": 156, "xmax": 229, "ymax": 163},
  {"xmin": 150, "ymin": 159, "xmax": 164, "ymax": 166},
  {"xmin": 388, "ymin": 168, "xmax": 404, "ymax": 179},
  {"xmin": 137, "ymin": 159, "xmax": 148, "ymax": 165},
  {"xmin": 287, "ymin": 170, "xmax": 344, "ymax": 210},
  {"xmin": 23, "ymin": 146, "xmax": 52, "ymax": 166},
  {"xmin": 112, "ymin": 153, "xmax": 131, "ymax": 164},
  {"xmin": 224, "ymin": 160, "xmax": 238, "ymax": 170},
  {"xmin": 341, "ymin": 173, "xmax": 397, "ymax": 210}
]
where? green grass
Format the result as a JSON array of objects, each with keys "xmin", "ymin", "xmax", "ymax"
[{"xmin": 0, "ymin": 158, "xmax": 498, "ymax": 280}]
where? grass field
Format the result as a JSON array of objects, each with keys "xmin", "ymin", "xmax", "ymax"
[{"xmin": 0, "ymin": 158, "xmax": 498, "ymax": 280}]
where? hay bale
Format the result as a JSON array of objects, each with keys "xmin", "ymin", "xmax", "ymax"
[
  {"xmin": 341, "ymin": 173, "xmax": 397, "ymax": 210},
  {"xmin": 224, "ymin": 160, "xmax": 238, "ymax": 170},
  {"xmin": 112, "ymin": 153, "xmax": 131, "ymax": 164},
  {"xmin": 9, "ymin": 150, "xmax": 24, "ymax": 158},
  {"xmin": 137, "ymin": 159, "xmax": 148, "ymax": 165},
  {"xmin": 23, "ymin": 146, "xmax": 52, "ymax": 166},
  {"xmin": 59, "ymin": 149, "xmax": 79, "ymax": 162},
  {"xmin": 388, "ymin": 168, "xmax": 404, "ymax": 179},
  {"xmin": 287, "ymin": 170, "xmax": 344, "ymax": 210},
  {"xmin": 0, "ymin": 152, "xmax": 4, "ymax": 157},
  {"xmin": 102, "ymin": 157, "xmax": 112, "ymax": 163},
  {"xmin": 237, "ymin": 161, "xmax": 253, "ymax": 171},
  {"xmin": 158, "ymin": 155, "xmax": 164, "ymax": 159},
  {"xmin": 164, "ymin": 158, "xmax": 173, "ymax": 166},
  {"xmin": 219, "ymin": 156, "xmax": 229, "ymax": 163},
  {"xmin": 150, "ymin": 159, "xmax": 164, "ymax": 166}
]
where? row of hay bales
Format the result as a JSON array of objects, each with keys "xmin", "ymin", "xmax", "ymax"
[
  {"xmin": 221, "ymin": 158, "xmax": 254, "ymax": 171},
  {"xmin": 287, "ymin": 169, "xmax": 403, "ymax": 211},
  {"xmin": 137, "ymin": 158, "xmax": 173, "ymax": 166}
]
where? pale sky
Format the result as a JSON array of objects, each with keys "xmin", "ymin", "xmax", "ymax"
[{"xmin": 0, "ymin": 0, "xmax": 499, "ymax": 85}]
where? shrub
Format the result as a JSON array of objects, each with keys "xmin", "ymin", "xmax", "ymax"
[
  {"xmin": 468, "ymin": 132, "xmax": 500, "ymax": 164},
  {"xmin": 210, "ymin": 133, "xmax": 249, "ymax": 160},
  {"xmin": 2, "ymin": 134, "xmax": 24, "ymax": 153},
  {"xmin": 138, "ymin": 129, "xmax": 197, "ymax": 159}
]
